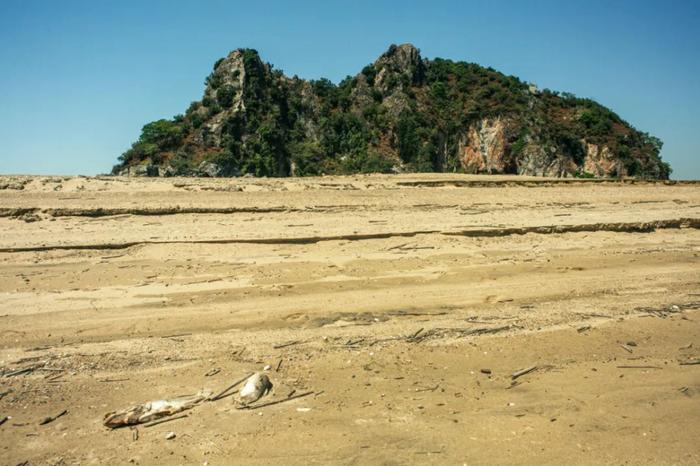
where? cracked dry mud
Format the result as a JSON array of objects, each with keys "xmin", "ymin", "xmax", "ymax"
[{"xmin": 1, "ymin": 173, "xmax": 699, "ymax": 465}]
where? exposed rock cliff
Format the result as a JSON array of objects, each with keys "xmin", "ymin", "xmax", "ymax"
[
  {"xmin": 458, "ymin": 117, "xmax": 511, "ymax": 174},
  {"xmin": 113, "ymin": 44, "xmax": 670, "ymax": 179}
]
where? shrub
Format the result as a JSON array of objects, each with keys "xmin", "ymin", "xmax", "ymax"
[
  {"xmin": 216, "ymin": 84, "xmax": 236, "ymax": 107},
  {"xmin": 341, "ymin": 150, "xmax": 394, "ymax": 174},
  {"xmin": 290, "ymin": 141, "xmax": 324, "ymax": 176},
  {"xmin": 361, "ymin": 65, "xmax": 377, "ymax": 86}
]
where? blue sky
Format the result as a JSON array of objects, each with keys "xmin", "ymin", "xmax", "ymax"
[{"xmin": 0, "ymin": 0, "xmax": 698, "ymax": 178}]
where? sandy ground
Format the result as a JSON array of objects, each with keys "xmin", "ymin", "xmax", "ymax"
[{"xmin": 0, "ymin": 173, "xmax": 699, "ymax": 465}]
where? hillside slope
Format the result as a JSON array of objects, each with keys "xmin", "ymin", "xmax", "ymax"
[{"xmin": 113, "ymin": 44, "xmax": 670, "ymax": 179}]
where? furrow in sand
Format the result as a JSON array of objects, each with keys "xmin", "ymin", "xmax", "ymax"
[
  {"xmin": 0, "ymin": 205, "xmax": 378, "ymax": 218},
  {"xmin": 0, "ymin": 218, "xmax": 697, "ymax": 253},
  {"xmin": 443, "ymin": 217, "xmax": 700, "ymax": 237},
  {"xmin": 0, "ymin": 206, "xmax": 293, "ymax": 218}
]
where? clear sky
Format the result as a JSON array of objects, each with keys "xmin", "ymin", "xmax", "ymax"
[{"xmin": 1, "ymin": 0, "xmax": 698, "ymax": 179}]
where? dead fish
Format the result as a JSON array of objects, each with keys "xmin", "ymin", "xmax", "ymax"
[
  {"xmin": 103, "ymin": 390, "xmax": 211, "ymax": 428},
  {"xmin": 237, "ymin": 372, "xmax": 272, "ymax": 405}
]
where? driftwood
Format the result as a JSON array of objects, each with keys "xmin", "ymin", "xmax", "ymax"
[
  {"xmin": 368, "ymin": 324, "xmax": 515, "ymax": 347},
  {"xmin": 4, "ymin": 366, "xmax": 36, "ymax": 377},
  {"xmin": 415, "ymin": 384, "xmax": 439, "ymax": 392},
  {"xmin": 389, "ymin": 311, "xmax": 448, "ymax": 317},
  {"xmin": 454, "ymin": 325, "xmax": 515, "ymax": 337},
  {"xmin": 13, "ymin": 356, "xmax": 42, "ymax": 364},
  {"xmin": 511, "ymin": 366, "xmax": 538, "ymax": 380},
  {"xmin": 407, "ymin": 328, "xmax": 425, "ymax": 342},
  {"xmin": 414, "ymin": 325, "xmax": 514, "ymax": 344},
  {"xmin": 160, "ymin": 333, "xmax": 192, "ymax": 339},
  {"xmin": 27, "ymin": 345, "xmax": 53, "ymax": 352},
  {"xmin": 210, "ymin": 372, "xmax": 253, "ymax": 401},
  {"xmin": 679, "ymin": 360, "xmax": 700, "ymax": 366},
  {"xmin": 576, "ymin": 312, "xmax": 612, "ymax": 319},
  {"xmin": 635, "ymin": 301, "xmax": 700, "ymax": 318},
  {"xmin": 39, "ymin": 409, "xmax": 68, "ymax": 425},
  {"xmin": 617, "ymin": 365, "xmax": 663, "ymax": 369},
  {"xmin": 369, "ymin": 337, "xmax": 401, "ymax": 346}
]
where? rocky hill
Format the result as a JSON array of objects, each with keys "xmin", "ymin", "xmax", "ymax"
[{"xmin": 113, "ymin": 44, "xmax": 671, "ymax": 179}]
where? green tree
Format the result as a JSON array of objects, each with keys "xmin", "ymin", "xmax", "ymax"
[
  {"xmin": 140, "ymin": 120, "xmax": 184, "ymax": 148},
  {"xmin": 396, "ymin": 112, "xmax": 420, "ymax": 163}
]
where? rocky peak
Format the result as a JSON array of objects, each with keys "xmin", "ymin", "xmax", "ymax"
[
  {"xmin": 215, "ymin": 49, "xmax": 247, "ymax": 76},
  {"xmin": 375, "ymin": 43, "xmax": 422, "ymax": 69},
  {"xmin": 197, "ymin": 48, "xmax": 271, "ymax": 144},
  {"xmin": 373, "ymin": 43, "xmax": 425, "ymax": 91},
  {"xmin": 203, "ymin": 48, "xmax": 266, "ymax": 99}
]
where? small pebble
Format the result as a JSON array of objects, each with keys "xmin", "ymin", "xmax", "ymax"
[{"xmin": 165, "ymin": 432, "xmax": 176, "ymax": 440}]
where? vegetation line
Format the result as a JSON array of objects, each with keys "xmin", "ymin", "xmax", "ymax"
[{"xmin": 112, "ymin": 44, "xmax": 672, "ymax": 179}]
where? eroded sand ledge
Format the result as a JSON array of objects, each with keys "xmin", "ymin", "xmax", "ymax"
[{"xmin": 1, "ymin": 174, "xmax": 699, "ymax": 464}]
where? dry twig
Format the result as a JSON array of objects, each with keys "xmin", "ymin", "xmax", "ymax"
[
  {"xmin": 237, "ymin": 391, "xmax": 314, "ymax": 410},
  {"xmin": 273, "ymin": 340, "xmax": 302, "ymax": 349},
  {"xmin": 143, "ymin": 414, "xmax": 188, "ymax": 428}
]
